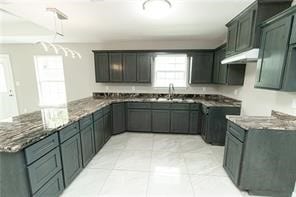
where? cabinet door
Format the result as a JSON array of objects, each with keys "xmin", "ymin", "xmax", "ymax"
[
  {"xmin": 189, "ymin": 111, "xmax": 200, "ymax": 134},
  {"xmin": 109, "ymin": 53, "xmax": 123, "ymax": 82},
  {"xmin": 152, "ymin": 110, "xmax": 170, "ymax": 133},
  {"xmin": 33, "ymin": 172, "xmax": 64, "ymax": 197},
  {"xmin": 255, "ymin": 16, "xmax": 292, "ymax": 89},
  {"xmin": 112, "ymin": 103, "xmax": 126, "ymax": 134},
  {"xmin": 189, "ymin": 52, "xmax": 214, "ymax": 84},
  {"xmin": 94, "ymin": 118, "xmax": 104, "ymax": 152},
  {"xmin": 123, "ymin": 53, "xmax": 137, "ymax": 82},
  {"xmin": 170, "ymin": 111, "xmax": 189, "ymax": 134},
  {"xmin": 236, "ymin": 10, "xmax": 255, "ymax": 52},
  {"xmin": 290, "ymin": 14, "xmax": 296, "ymax": 44},
  {"xmin": 213, "ymin": 49, "xmax": 221, "ymax": 83},
  {"xmin": 60, "ymin": 134, "xmax": 83, "ymax": 187},
  {"xmin": 104, "ymin": 112, "xmax": 112, "ymax": 142},
  {"xmin": 94, "ymin": 53, "xmax": 109, "ymax": 82},
  {"xmin": 137, "ymin": 53, "xmax": 151, "ymax": 83},
  {"xmin": 218, "ymin": 47, "xmax": 228, "ymax": 84},
  {"xmin": 223, "ymin": 132, "xmax": 243, "ymax": 185},
  {"xmin": 80, "ymin": 125, "xmax": 95, "ymax": 167},
  {"xmin": 127, "ymin": 109, "xmax": 151, "ymax": 132},
  {"xmin": 226, "ymin": 22, "xmax": 238, "ymax": 55}
]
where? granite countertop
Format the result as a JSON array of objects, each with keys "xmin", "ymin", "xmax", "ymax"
[
  {"xmin": 226, "ymin": 111, "xmax": 296, "ymax": 131},
  {"xmin": 0, "ymin": 94, "xmax": 240, "ymax": 153}
]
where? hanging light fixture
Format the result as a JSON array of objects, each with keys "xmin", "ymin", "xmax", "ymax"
[
  {"xmin": 36, "ymin": 8, "xmax": 81, "ymax": 59},
  {"xmin": 143, "ymin": 0, "xmax": 172, "ymax": 18}
]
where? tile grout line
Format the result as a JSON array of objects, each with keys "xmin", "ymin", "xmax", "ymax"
[{"xmin": 145, "ymin": 133, "xmax": 156, "ymax": 197}]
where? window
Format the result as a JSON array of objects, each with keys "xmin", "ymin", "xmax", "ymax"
[
  {"xmin": 0, "ymin": 63, "xmax": 7, "ymax": 92},
  {"xmin": 34, "ymin": 56, "xmax": 67, "ymax": 107},
  {"xmin": 153, "ymin": 54, "xmax": 188, "ymax": 87}
]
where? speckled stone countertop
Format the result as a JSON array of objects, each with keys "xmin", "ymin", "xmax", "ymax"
[
  {"xmin": 226, "ymin": 111, "xmax": 296, "ymax": 131},
  {"xmin": 0, "ymin": 94, "xmax": 240, "ymax": 153}
]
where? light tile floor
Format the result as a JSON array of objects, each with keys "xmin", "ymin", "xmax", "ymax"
[{"xmin": 61, "ymin": 132, "xmax": 260, "ymax": 197}]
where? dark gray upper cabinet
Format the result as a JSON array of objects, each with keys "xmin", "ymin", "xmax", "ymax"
[
  {"xmin": 80, "ymin": 124, "xmax": 95, "ymax": 167},
  {"xmin": 226, "ymin": 22, "xmax": 238, "ymax": 56},
  {"xmin": 189, "ymin": 52, "xmax": 214, "ymax": 84},
  {"xmin": 213, "ymin": 45, "xmax": 246, "ymax": 85},
  {"xmin": 60, "ymin": 133, "xmax": 83, "ymax": 187},
  {"xmin": 136, "ymin": 53, "xmax": 152, "ymax": 83},
  {"xmin": 94, "ymin": 53, "xmax": 109, "ymax": 82},
  {"xmin": 109, "ymin": 53, "xmax": 123, "ymax": 82},
  {"xmin": 112, "ymin": 103, "xmax": 126, "ymax": 134},
  {"xmin": 255, "ymin": 15, "xmax": 292, "ymax": 90},
  {"xmin": 152, "ymin": 110, "xmax": 170, "ymax": 133},
  {"xmin": 225, "ymin": 0, "xmax": 292, "ymax": 57},
  {"xmin": 123, "ymin": 53, "xmax": 137, "ymax": 82},
  {"xmin": 235, "ymin": 9, "xmax": 255, "ymax": 52}
]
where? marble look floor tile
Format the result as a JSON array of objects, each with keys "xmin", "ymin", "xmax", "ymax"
[
  {"xmin": 114, "ymin": 150, "xmax": 152, "ymax": 171},
  {"xmin": 153, "ymin": 137, "xmax": 181, "ymax": 152},
  {"xmin": 103, "ymin": 136, "xmax": 128, "ymax": 150},
  {"xmin": 150, "ymin": 151, "xmax": 188, "ymax": 174},
  {"xmin": 60, "ymin": 169, "xmax": 110, "ymax": 197},
  {"xmin": 126, "ymin": 132, "xmax": 154, "ymax": 139},
  {"xmin": 99, "ymin": 170, "xmax": 149, "ymax": 197},
  {"xmin": 147, "ymin": 172, "xmax": 194, "ymax": 197},
  {"xmin": 87, "ymin": 149, "xmax": 122, "ymax": 170},
  {"xmin": 190, "ymin": 175, "xmax": 243, "ymax": 197},
  {"xmin": 183, "ymin": 152, "xmax": 225, "ymax": 176},
  {"xmin": 179, "ymin": 138, "xmax": 211, "ymax": 153},
  {"xmin": 125, "ymin": 136, "xmax": 154, "ymax": 150}
]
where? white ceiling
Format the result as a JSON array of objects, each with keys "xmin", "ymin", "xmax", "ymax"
[{"xmin": 0, "ymin": 0, "xmax": 255, "ymax": 44}]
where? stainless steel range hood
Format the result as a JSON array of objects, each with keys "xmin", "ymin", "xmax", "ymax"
[{"xmin": 221, "ymin": 49, "xmax": 259, "ymax": 64}]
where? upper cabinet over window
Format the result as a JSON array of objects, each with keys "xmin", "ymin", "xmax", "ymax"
[
  {"xmin": 256, "ymin": 6, "xmax": 296, "ymax": 91},
  {"xmin": 225, "ymin": 0, "xmax": 292, "ymax": 57}
]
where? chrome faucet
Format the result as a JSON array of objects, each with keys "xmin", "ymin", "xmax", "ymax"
[{"xmin": 168, "ymin": 83, "xmax": 175, "ymax": 100}]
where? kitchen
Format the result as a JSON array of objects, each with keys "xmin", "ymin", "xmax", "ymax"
[{"xmin": 1, "ymin": 0, "xmax": 296, "ymax": 196}]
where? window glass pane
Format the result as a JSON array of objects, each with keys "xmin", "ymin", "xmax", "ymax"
[
  {"xmin": 34, "ymin": 56, "xmax": 67, "ymax": 106},
  {"xmin": 154, "ymin": 54, "xmax": 187, "ymax": 87},
  {"xmin": 0, "ymin": 63, "xmax": 7, "ymax": 92}
]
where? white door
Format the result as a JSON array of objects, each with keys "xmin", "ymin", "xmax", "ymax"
[{"xmin": 0, "ymin": 55, "xmax": 18, "ymax": 120}]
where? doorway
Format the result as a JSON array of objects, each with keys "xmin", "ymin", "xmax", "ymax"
[{"xmin": 0, "ymin": 54, "xmax": 18, "ymax": 120}]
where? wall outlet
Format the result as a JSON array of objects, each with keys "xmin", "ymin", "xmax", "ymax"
[
  {"xmin": 132, "ymin": 86, "xmax": 136, "ymax": 91},
  {"xmin": 23, "ymin": 108, "xmax": 27, "ymax": 113},
  {"xmin": 292, "ymin": 99, "xmax": 296, "ymax": 109},
  {"xmin": 105, "ymin": 86, "xmax": 109, "ymax": 91},
  {"xmin": 234, "ymin": 89, "xmax": 238, "ymax": 95},
  {"xmin": 202, "ymin": 87, "xmax": 206, "ymax": 92}
]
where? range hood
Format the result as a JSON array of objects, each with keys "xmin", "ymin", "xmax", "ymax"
[{"xmin": 221, "ymin": 49, "xmax": 259, "ymax": 64}]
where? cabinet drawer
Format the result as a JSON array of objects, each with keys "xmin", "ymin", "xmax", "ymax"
[
  {"xmin": 171, "ymin": 103, "xmax": 190, "ymax": 110},
  {"xmin": 103, "ymin": 105, "xmax": 111, "ymax": 115},
  {"xmin": 25, "ymin": 133, "xmax": 59, "ymax": 165},
  {"xmin": 33, "ymin": 171, "xmax": 64, "ymax": 197},
  {"xmin": 152, "ymin": 103, "xmax": 170, "ymax": 109},
  {"xmin": 93, "ymin": 109, "xmax": 103, "ymax": 121},
  {"xmin": 59, "ymin": 122, "xmax": 79, "ymax": 143},
  {"xmin": 28, "ymin": 147, "xmax": 62, "ymax": 194},
  {"xmin": 227, "ymin": 121, "xmax": 245, "ymax": 142},
  {"xmin": 190, "ymin": 103, "xmax": 201, "ymax": 110},
  {"xmin": 79, "ymin": 115, "xmax": 93, "ymax": 130},
  {"xmin": 127, "ymin": 102, "xmax": 151, "ymax": 109}
]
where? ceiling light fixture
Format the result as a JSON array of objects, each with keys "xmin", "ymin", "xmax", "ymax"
[
  {"xmin": 142, "ymin": 0, "xmax": 172, "ymax": 18},
  {"xmin": 36, "ymin": 8, "xmax": 81, "ymax": 59}
]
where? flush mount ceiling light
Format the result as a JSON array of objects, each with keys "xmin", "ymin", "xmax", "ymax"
[{"xmin": 142, "ymin": 0, "xmax": 172, "ymax": 18}]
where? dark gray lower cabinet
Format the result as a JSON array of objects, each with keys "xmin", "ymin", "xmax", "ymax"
[
  {"xmin": 127, "ymin": 109, "xmax": 151, "ymax": 132},
  {"xmin": 80, "ymin": 124, "xmax": 95, "ymax": 167},
  {"xmin": 224, "ymin": 121, "xmax": 296, "ymax": 196},
  {"xmin": 33, "ymin": 171, "xmax": 64, "ymax": 197},
  {"xmin": 170, "ymin": 111, "xmax": 190, "ymax": 134},
  {"xmin": 112, "ymin": 103, "xmax": 126, "ymax": 134},
  {"xmin": 60, "ymin": 133, "xmax": 83, "ymax": 187},
  {"xmin": 223, "ymin": 132, "xmax": 243, "ymax": 185},
  {"xmin": 104, "ymin": 112, "xmax": 112, "ymax": 142},
  {"xmin": 152, "ymin": 110, "xmax": 170, "ymax": 133},
  {"xmin": 189, "ymin": 111, "xmax": 200, "ymax": 134},
  {"xmin": 201, "ymin": 105, "xmax": 241, "ymax": 145},
  {"xmin": 94, "ymin": 117, "xmax": 105, "ymax": 152}
]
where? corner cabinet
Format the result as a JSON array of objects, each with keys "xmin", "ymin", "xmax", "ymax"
[
  {"xmin": 255, "ymin": 6, "xmax": 296, "ymax": 91},
  {"xmin": 189, "ymin": 51, "xmax": 214, "ymax": 84},
  {"xmin": 225, "ymin": 0, "xmax": 292, "ymax": 56}
]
